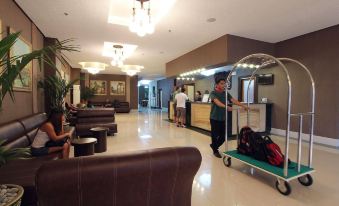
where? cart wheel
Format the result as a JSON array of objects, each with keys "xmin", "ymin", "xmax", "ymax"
[
  {"xmin": 275, "ymin": 180, "xmax": 291, "ymax": 196},
  {"xmin": 298, "ymin": 174, "xmax": 313, "ymax": 186},
  {"xmin": 223, "ymin": 157, "xmax": 231, "ymax": 167}
]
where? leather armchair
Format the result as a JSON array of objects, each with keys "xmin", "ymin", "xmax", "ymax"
[{"xmin": 36, "ymin": 147, "xmax": 202, "ymax": 206}]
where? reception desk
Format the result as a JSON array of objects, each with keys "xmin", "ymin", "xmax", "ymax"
[{"xmin": 168, "ymin": 101, "xmax": 272, "ymax": 135}]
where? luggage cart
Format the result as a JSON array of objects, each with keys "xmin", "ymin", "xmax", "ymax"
[{"xmin": 223, "ymin": 54, "xmax": 315, "ymax": 196}]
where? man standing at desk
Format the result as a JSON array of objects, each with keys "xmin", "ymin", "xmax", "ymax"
[
  {"xmin": 210, "ymin": 77, "xmax": 249, "ymax": 158},
  {"xmin": 175, "ymin": 87, "xmax": 188, "ymax": 128}
]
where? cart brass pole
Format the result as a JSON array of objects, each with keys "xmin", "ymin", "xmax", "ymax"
[{"xmin": 297, "ymin": 114, "xmax": 303, "ymax": 172}]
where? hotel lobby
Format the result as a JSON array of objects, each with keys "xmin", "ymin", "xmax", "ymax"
[{"xmin": 1, "ymin": 0, "xmax": 339, "ymax": 205}]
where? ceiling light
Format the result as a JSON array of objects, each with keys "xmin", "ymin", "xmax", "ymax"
[
  {"xmin": 79, "ymin": 62, "xmax": 108, "ymax": 75},
  {"xmin": 121, "ymin": 65, "xmax": 144, "ymax": 76},
  {"xmin": 249, "ymin": 64, "xmax": 254, "ymax": 68},
  {"xmin": 129, "ymin": 0, "xmax": 155, "ymax": 37},
  {"xmin": 255, "ymin": 65, "xmax": 260, "ymax": 68},
  {"xmin": 242, "ymin": 64, "xmax": 248, "ymax": 68},
  {"xmin": 192, "ymin": 78, "xmax": 195, "ymax": 81},
  {"xmin": 201, "ymin": 70, "xmax": 215, "ymax": 76},
  {"xmin": 111, "ymin": 45, "xmax": 125, "ymax": 67},
  {"xmin": 102, "ymin": 42, "xmax": 137, "ymax": 61}
]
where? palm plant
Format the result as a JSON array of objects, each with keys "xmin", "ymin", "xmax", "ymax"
[
  {"xmin": 81, "ymin": 86, "xmax": 96, "ymax": 102},
  {"xmin": 0, "ymin": 140, "xmax": 31, "ymax": 167},
  {"xmin": 38, "ymin": 75, "xmax": 79, "ymax": 113},
  {"xmin": 0, "ymin": 32, "xmax": 79, "ymax": 109}
]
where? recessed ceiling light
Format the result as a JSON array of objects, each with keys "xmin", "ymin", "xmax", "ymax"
[
  {"xmin": 207, "ymin": 18, "xmax": 216, "ymax": 23},
  {"xmin": 64, "ymin": 12, "xmax": 69, "ymax": 16},
  {"xmin": 168, "ymin": 29, "xmax": 172, "ymax": 33}
]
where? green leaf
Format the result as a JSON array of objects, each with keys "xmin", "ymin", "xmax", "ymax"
[{"xmin": 0, "ymin": 32, "xmax": 80, "ymax": 109}]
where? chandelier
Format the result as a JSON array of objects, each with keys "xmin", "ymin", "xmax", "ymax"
[
  {"xmin": 111, "ymin": 45, "xmax": 125, "ymax": 67},
  {"xmin": 129, "ymin": 0, "xmax": 155, "ymax": 37},
  {"xmin": 121, "ymin": 65, "xmax": 144, "ymax": 76},
  {"xmin": 79, "ymin": 62, "xmax": 108, "ymax": 75}
]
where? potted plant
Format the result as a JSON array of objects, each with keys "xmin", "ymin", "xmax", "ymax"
[
  {"xmin": 80, "ymin": 86, "xmax": 96, "ymax": 106},
  {"xmin": 38, "ymin": 75, "xmax": 79, "ymax": 113},
  {"xmin": 0, "ymin": 140, "xmax": 30, "ymax": 206},
  {"xmin": 0, "ymin": 32, "xmax": 78, "ymax": 110}
]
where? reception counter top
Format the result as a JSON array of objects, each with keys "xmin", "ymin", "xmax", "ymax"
[{"xmin": 168, "ymin": 101, "xmax": 272, "ymax": 135}]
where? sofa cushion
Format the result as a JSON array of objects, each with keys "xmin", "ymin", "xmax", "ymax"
[
  {"xmin": 0, "ymin": 121, "xmax": 26, "ymax": 145},
  {"xmin": 4, "ymin": 135, "xmax": 30, "ymax": 149},
  {"xmin": 19, "ymin": 113, "xmax": 47, "ymax": 133}
]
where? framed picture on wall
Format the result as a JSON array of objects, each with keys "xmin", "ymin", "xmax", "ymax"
[
  {"xmin": 90, "ymin": 80, "xmax": 107, "ymax": 95},
  {"xmin": 9, "ymin": 28, "xmax": 33, "ymax": 92},
  {"xmin": 110, "ymin": 81, "xmax": 125, "ymax": 95}
]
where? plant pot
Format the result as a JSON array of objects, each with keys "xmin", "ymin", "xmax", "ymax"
[{"xmin": 0, "ymin": 184, "xmax": 24, "ymax": 206}]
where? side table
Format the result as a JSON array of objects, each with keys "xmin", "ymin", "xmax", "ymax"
[{"xmin": 71, "ymin": 138, "xmax": 97, "ymax": 157}]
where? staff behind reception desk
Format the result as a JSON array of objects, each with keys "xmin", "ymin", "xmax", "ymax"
[{"xmin": 169, "ymin": 101, "xmax": 272, "ymax": 135}]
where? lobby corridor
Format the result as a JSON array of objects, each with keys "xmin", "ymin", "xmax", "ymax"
[{"xmin": 85, "ymin": 110, "xmax": 339, "ymax": 206}]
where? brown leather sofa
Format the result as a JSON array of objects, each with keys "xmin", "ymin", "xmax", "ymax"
[
  {"xmin": 75, "ymin": 108, "xmax": 117, "ymax": 137},
  {"xmin": 36, "ymin": 147, "xmax": 202, "ymax": 206},
  {"xmin": 0, "ymin": 113, "xmax": 75, "ymax": 206},
  {"xmin": 114, "ymin": 101, "xmax": 131, "ymax": 113},
  {"xmin": 88, "ymin": 101, "xmax": 131, "ymax": 113}
]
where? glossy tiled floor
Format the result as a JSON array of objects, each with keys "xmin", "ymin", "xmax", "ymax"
[{"xmin": 73, "ymin": 109, "xmax": 339, "ymax": 205}]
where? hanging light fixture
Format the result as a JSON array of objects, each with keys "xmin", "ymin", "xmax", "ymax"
[
  {"xmin": 129, "ymin": 0, "xmax": 155, "ymax": 37},
  {"xmin": 121, "ymin": 65, "xmax": 144, "ymax": 76},
  {"xmin": 79, "ymin": 62, "xmax": 108, "ymax": 75},
  {"xmin": 111, "ymin": 45, "xmax": 125, "ymax": 67}
]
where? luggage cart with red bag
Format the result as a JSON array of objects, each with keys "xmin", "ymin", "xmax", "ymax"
[{"xmin": 223, "ymin": 54, "xmax": 316, "ymax": 196}]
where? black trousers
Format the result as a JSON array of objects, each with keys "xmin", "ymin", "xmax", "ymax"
[{"xmin": 210, "ymin": 118, "xmax": 232, "ymax": 152}]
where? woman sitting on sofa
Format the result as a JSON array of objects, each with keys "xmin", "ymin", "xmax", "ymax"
[{"xmin": 31, "ymin": 111, "xmax": 71, "ymax": 159}]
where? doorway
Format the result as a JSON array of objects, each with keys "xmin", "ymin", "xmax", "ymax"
[{"xmin": 239, "ymin": 77, "xmax": 257, "ymax": 103}]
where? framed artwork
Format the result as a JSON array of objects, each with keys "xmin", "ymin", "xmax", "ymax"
[
  {"xmin": 90, "ymin": 80, "xmax": 107, "ymax": 95},
  {"xmin": 110, "ymin": 81, "xmax": 125, "ymax": 95},
  {"xmin": 9, "ymin": 28, "xmax": 33, "ymax": 92}
]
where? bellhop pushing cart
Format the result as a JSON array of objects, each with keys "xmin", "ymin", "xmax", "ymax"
[{"xmin": 223, "ymin": 53, "xmax": 316, "ymax": 196}]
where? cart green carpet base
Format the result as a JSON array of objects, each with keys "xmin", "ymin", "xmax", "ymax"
[{"xmin": 224, "ymin": 150, "xmax": 314, "ymax": 179}]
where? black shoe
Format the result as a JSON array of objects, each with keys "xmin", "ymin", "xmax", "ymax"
[
  {"xmin": 213, "ymin": 152, "xmax": 222, "ymax": 158},
  {"xmin": 210, "ymin": 144, "xmax": 217, "ymax": 152}
]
